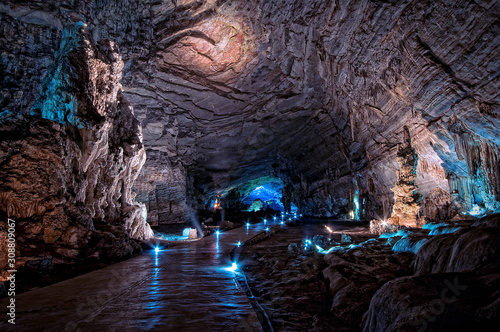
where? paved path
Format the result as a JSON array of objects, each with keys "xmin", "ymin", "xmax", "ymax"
[{"xmin": 0, "ymin": 223, "xmax": 270, "ymax": 331}]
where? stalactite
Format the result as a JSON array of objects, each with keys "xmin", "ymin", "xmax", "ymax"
[{"xmin": 450, "ymin": 116, "xmax": 500, "ymax": 212}]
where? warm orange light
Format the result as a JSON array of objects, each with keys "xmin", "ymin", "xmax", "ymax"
[{"xmin": 158, "ymin": 10, "xmax": 256, "ymax": 85}]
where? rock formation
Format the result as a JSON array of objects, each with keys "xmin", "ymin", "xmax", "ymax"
[
  {"xmin": 0, "ymin": 21, "xmax": 151, "ymax": 279},
  {"xmin": 388, "ymin": 126, "xmax": 422, "ymax": 227},
  {"xmin": 363, "ymin": 214, "xmax": 500, "ymax": 332}
]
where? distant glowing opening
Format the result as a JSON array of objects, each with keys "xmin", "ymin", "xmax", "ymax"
[{"xmin": 241, "ymin": 178, "xmax": 298, "ymax": 212}]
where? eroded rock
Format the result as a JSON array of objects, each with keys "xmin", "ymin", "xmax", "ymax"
[{"xmin": 0, "ymin": 21, "xmax": 151, "ymax": 282}]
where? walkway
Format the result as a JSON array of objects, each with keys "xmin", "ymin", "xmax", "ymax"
[{"xmin": 0, "ymin": 223, "xmax": 271, "ymax": 331}]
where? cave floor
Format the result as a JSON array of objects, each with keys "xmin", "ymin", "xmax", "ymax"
[
  {"xmin": 0, "ymin": 223, "xmax": 273, "ymax": 331},
  {"xmin": 238, "ymin": 221, "xmax": 372, "ymax": 331}
]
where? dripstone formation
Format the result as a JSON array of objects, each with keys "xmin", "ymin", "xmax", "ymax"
[
  {"xmin": 388, "ymin": 126, "xmax": 422, "ymax": 227},
  {"xmin": 0, "ymin": 22, "xmax": 152, "ymax": 280}
]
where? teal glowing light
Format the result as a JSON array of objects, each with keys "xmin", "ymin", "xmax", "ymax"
[
  {"xmin": 154, "ymin": 246, "xmax": 160, "ymax": 254},
  {"xmin": 319, "ymin": 246, "xmax": 336, "ymax": 254},
  {"xmin": 468, "ymin": 204, "xmax": 486, "ymax": 217},
  {"xmin": 263, "ymin": 219, "xmax": 267, "ymax": 224},
  {"xmin": 353, "ymin": 189, "xmax": 360, "ymax": 220},
  {"xmin": 224, "ymin": 262, "xmax": 239, "ymax": 272},
  {"xmin": 246, "ymin": 222, "xmax": 251, "ymax": 228},
  {"xmin": 215, "ymin": 230, "xmax": 221, "ymax": 236},
  {"xmin": 236, "ymin": 241, "xmax": 242, "ymax": 247},
  {"xmin": 265, "ymin": 227, "xmax": 269, "ymax": 232}
]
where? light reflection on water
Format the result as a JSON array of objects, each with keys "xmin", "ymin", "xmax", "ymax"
[
  {"xmin": 142, "ymin": 252, "xmax": 165, "ymax": 329},
  {"xmin": 136, "ymin": 218, "xmax": 370, "ymax": 330}
]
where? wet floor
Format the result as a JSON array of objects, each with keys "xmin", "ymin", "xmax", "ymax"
[{"xmin": 0, "ymin": 223, "xmax": 273, "ymax": 332}]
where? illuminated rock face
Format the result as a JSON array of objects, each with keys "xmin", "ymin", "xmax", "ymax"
[
  {"xmin": 0, "ymin": 22, "xmax": 151, "ymax": 274},
  {"xmin": 388, "ymin": 127, "xmax": 422, "ymax": 227},
  {"xmin": 1, "ymin": 0, "xmax": 499, "ymax": 224}
]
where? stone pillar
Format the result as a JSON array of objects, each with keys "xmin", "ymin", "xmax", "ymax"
[{"xmin": 388, "ymin": 126, "xmax": 422, "ymax": 227}]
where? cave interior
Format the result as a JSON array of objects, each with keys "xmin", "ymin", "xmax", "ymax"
[{"xmin": 0, "ymin": 0, "xmax": 499, "ymax": 331}]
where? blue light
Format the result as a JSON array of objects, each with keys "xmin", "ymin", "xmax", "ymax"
[
  {"xmin": 236, "ymin": 241, "xmax": 242, "ymax": 247},
  {"xmin": 245, "ymin": 182, "xmax": 285, "ymax": 211},
  {"xmin": 246, "ymin": 222, "xmax": 251, "ymax": 228},
  {"xmin": 215, "ymin": 230, "xmax": 221, "ymax": 236},
  {"xmin": 265, "ymin": 227, "xmax": 269, "ymax": 232},
  {"xmin": 154, "ymin": 246, "xmax": 160, "ymax": 254},
  {"xmin": 263, "ymin": 218, "xmax": 267, "ymax": 224},
  {"xmin": 280, "ymin": 220, "xmax": 284, "ymax": 225},
  {"xmin": 273, "ymin": 216, "xmax": 277, "ymax": 220},
  {"xmin": 224, "ymin": 262, "xmax": 239, "ymax": 272},
  {"xmin": 468, "ymin": 204, "xmax": 486, "ymax": 217}
]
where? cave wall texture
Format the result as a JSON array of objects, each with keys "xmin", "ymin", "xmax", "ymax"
[
  {"xmin": 1, "ymin": 0, "xmax": 499, "ymax": 229},
  {"xmin": 0, "ymin": 9, "xmax": 153, "ymax": 273}
]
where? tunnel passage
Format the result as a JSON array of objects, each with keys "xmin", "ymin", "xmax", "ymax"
[{"xmin": 120, "ymin": 0, "xmax": 499, "ymax": 226}]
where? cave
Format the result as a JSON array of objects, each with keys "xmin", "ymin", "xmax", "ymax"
[{"xmin": 0, "ymin": 0, "xmax": 499, "ymax": 331}]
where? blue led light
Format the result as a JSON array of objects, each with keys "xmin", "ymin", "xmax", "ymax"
[{"xmin": 224, "ymin": 262, "xmax": 239, "ymax": 272}]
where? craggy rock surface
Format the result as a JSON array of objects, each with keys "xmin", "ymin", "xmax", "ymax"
[
  {"xmin": 414, "ymin": 226, "xmax": 500, "ymax": 275},
  {"xmin": 388, "ymin": 126, "xmax": 422, "ymax": 227},
  {"xmin": 322, "ymin": 239, "xmax": 415, "ymax": 328},
  {"xmin": 241, "ymin": 214, "xmax": 500, "ymax": 331},
  {"xmin": 0, "ymin": 22, "xmax": 151, "ymax": 284},
  {"xmin": 239, "ymin": 222, "xmax": 347, "ymax": 331},
  {"xmin": 2, "ymin": 0, "xmax": 499, "ymax": 224},
  {"xmin": 363, "ymin": 272, "xmax": 500, "ymax": 332},
  {"xmin": 364, "ymin": 213, "xmax": 500, "ymax": 332},
  {"xmin": 239, "ymin": 222, "xmax": 412, "ymax": 331}
]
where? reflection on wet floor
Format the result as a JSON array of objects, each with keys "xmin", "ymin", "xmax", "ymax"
[
  {"xmin": 0, "ymin": 221, "xmax": 272, "ymax": 331},
  {"xmin": 0, "ymin": 218, "xmax": 367, "ymax": 331}
]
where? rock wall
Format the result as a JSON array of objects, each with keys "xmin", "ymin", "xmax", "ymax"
[
  {"xmin": 0, "ymin": 20, "xmax": 152, "ymax": 276},
  {"xmin": 1, "ymin": 0, "xmax": 499, "ymax": 224}
]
